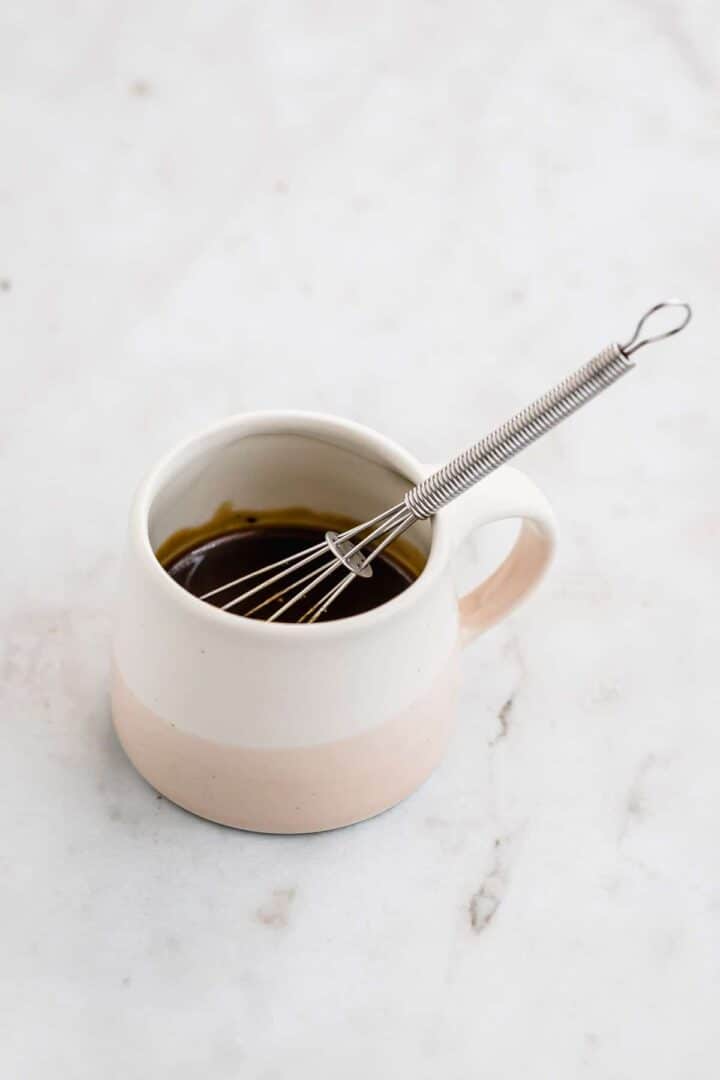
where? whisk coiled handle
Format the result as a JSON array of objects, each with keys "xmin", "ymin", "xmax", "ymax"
[{"xmin": 404, "ymin": 343, "xmax": 633, "ymax": 519}]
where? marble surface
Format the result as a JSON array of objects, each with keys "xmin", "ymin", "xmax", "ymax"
[{"xmin": 2, "ymin": 2, "xmax": 719, "ymax": 1076}]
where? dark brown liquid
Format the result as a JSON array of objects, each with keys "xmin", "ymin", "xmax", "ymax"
[{"xmin": 163, "ymin": 520, "xmax": 422, "ymax": 623}]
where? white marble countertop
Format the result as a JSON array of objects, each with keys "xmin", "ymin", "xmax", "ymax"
[{"xmin": 2, "ymin": 2, "xmax": 719, "ymax": 1076}]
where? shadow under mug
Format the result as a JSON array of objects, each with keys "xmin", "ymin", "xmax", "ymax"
[{"xmin": 111, "ymin": 411, "xmax": 556, "ymax": 833}]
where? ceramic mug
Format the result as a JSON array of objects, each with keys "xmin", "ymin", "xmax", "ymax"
[{"xmin": 111, "ymin": 411, "xmax": 556, "ymax": 833}]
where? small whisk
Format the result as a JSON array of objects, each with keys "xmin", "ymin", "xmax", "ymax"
[{"xmin": 201, "ymin": 300, "xmax": 691, "ymax": 624}]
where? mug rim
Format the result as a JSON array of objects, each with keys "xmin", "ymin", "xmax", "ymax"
[{"xmin": 129, "ymin": 410, "xmax": 452, "ymax": 639}]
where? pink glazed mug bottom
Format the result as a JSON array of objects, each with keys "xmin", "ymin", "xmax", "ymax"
[
  {"xmin": 111, "ymin": 412, "xmax": 555, "ymax": 833},
  {"xmin": 112, "ymin": 662, "xmax": 458, "ymax": 833}
]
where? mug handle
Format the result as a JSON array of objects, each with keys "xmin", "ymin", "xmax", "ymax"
[{"xmin": 422, "ymin": 464, "xmax": 557, "ymax": 647}]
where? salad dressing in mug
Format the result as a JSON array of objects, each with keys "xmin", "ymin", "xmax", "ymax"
[{"xmin": 158, "ymin": 503, "xmax": 425, "ymax": 622}]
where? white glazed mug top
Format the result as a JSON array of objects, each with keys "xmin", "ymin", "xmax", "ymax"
[{"xmin": 112, "ymin": 410, "xmax": 556, "ymax": 832}]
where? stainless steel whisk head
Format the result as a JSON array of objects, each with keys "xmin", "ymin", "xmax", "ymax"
[{"xmin": 201, "ymin": 300, "xmax": 691, "ymax": 624}]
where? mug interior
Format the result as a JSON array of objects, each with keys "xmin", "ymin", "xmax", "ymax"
[{"xmin": 146, "ymin": 419, "xmax": 433, "ymax": 566}]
